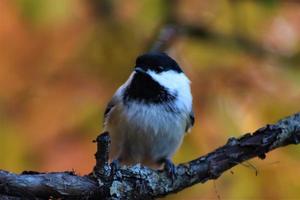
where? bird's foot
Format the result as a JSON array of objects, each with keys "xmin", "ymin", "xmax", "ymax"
[
  {"xmin": 163, "ymin": 158, "xmax": 177, "ymax": 181},
  {"xmin": 110, "ymin": 159, "xmax": 121, "ymax": 175}
]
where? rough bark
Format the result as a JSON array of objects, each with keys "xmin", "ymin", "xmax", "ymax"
[{"xmin": 1, "ymin": 112, "xmax": 300, "ymax": 199}]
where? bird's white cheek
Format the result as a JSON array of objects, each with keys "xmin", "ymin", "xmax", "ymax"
[
  {"xmin": 148, "ymin": 71, "xmax": 192, "ymax": 110},
  {"xmin": 148, "ymin": 71, "xmax": 190, "ymax": 91}
]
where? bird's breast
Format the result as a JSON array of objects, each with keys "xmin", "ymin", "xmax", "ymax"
[
  {"xmin": 106, "ymin": 101, "xmax": 189, "ymax": 164},
  {"xmin": 122, "ymin": 102, "xmax": 185, "ymax": 135}
]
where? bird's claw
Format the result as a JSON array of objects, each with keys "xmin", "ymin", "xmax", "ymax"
[
  {"xmin": 164, "ymin": 159, "xmax": 177, "ymax": 181},
  {"xmin": 110, "ymin": 159, "xmax": 121, "ymax": 175}
]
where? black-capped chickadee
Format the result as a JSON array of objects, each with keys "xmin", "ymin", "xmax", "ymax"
[{"xmin": 103, "ymin": 52, "xmax": 194, "ymax": 173}]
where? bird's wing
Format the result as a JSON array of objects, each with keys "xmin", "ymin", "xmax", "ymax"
[
  {"xmin": 185, "ymin": 110, "xmax": 195, "ymax": 132},
  {"xmin": 103, "ymin": 80, "xmax": 130, "ymax": 127},
  {"xmin": 103, "ymin": 95, "xmax": 118, "ymax": 126}
]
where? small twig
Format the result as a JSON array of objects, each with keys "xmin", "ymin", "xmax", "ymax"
[
  {"xmin": 243, "ymin": 161, "xmax": 259, "ymax": 176},
  {"xmin": 93, "ymin": 132, "xmax": 111, "ymax": 177},
  {"xmin": 149, "ymin": 24, "xmax": 179, "ymax": 52},
  {"xmin": 213, "ymin": 180, "xmax": 221, "ymax": 200}
]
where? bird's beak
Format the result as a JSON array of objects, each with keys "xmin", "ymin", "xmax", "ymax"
[{"xmin": 134, "ymin": 67, "xmax": 146, "ymax": 74}]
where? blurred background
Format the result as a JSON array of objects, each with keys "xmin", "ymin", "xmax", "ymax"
[{"xmin": 1, "ymin": 0, "xmax": 300, "ymax": 199}]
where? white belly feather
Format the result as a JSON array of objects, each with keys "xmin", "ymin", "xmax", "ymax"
[{"xmin": 105, "ymin": 102, "xmax": 187, "ymax": 166}]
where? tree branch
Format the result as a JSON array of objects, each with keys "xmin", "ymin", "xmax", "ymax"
[
  {"xmin": 1, "ymin": 112, "xmax": 300, "ymax": 199},
  {"xmin": 149, "ymin": 24, "xmax": 179, "ymax": 52}
]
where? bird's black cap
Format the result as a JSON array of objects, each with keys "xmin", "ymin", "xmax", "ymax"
[{"xmin": 135, "ymin": 52, "xmax": 182, "ymax": 73}]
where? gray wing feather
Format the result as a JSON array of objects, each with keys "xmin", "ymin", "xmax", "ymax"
[
  {"xmin": 103, "ymin": 96, "xmax": 118, "ymax": 126},
  {"xmin": 185, "ymin": 110, "xmax": 195, "ymax": 132}
]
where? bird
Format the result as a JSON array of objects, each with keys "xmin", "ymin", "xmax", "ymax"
[{"xmin": 103, "ymin": 52, "xmax": 194, "ymax": 174}]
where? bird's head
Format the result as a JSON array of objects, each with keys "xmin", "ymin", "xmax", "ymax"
[
  {"xmin": 134, "ymin": 52, "xmax": 183, "ymax": 74},
  {"xmin": 123, "ymin": 52, "xmax": 190, "ymax": 104},
  {"xmin": 133, "ymin": 52, "xmax": 189, "ymax": 91}
]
